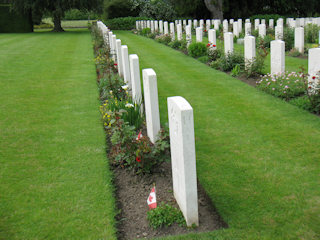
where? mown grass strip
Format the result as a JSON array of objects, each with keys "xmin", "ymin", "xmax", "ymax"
[
  {"xmin": 0, "ymin": 30, "xmax": 117, "ymax": 239},
  {"xmin": 115, "ymin": 30, "xmax": 320, "ymax": 239}
]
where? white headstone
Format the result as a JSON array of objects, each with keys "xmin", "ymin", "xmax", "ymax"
[
  {"xmin": 167, "ymin": 96, "xmax": 198, "ymax": 227},
  {"xmin": 188, "ymin": 19, "xmax": 192, "ymax": 27},
  {"xmin": 244, "ymin": 35, "xmax": 256, "ymax": 69},
  {"xmin": 294, "ymin": 27, "xmax": 304, "ymax": 53},
  {"xmin": 233, "ymin": 21, "xmax": 239, "ymax": 37},
  {"xmin": 206, "ymin": 19, "xmax": 211, "ymax": 31},
  {"xmin": 199, "ymin": 19, "xmax": 204, "ymax": 28},
  {"xmin": 151, "ymin": 21, "xmax": 155, "ymax": 33},
  {"xmin": 142, "ymin": 69, "xmax": 160, "ymax": 144},
  {"xmin": 254, "ymin": 19, "xmax": 260, "ymax": 30},
  {"xmin": 115, "ymin": 39, "xmax": 123, "ymax": 76},
  {"xmin": 111, "ymin": 35, "xmax": 117, "ymax": 61},
  {"xmin": 214, "ymin": 20, "xmax": 219, "ymax": 30},
  {"xmin": 223, "ymin": 20, "xmax": 228, "ymax": 32},
  {"xmin": 224, "ymin": 32, "xmax": 234, "ymax": 55},
  {"xmin": 136, "ymin": 21, "xmax": 139, "ymax": 30},
  {"xmin": 308, "ymin": 48, "xmax": 320, "ymax": 86},
  {"xmin": 129, "ymin": 54, "xmax": 142, "ymax": 104},
  {"xmin": 275, "ymin": 25, "xmax": 283, "ymax": 40},
  {"xmin": 270, "ymin": 40, "xmax": 285, "ymax": 74},
  {"xmin": 183, "ymin": 19, "xmax": 187, "ymax": 29},
  {"xmin": 208, "ymin": 29, "xmax": 216, "ymax": 46},
  {"xmin": 193, "ymin": 19, "xmax": 198, "ymax": 29},
  {"xmin": 196, "ymin": 27, "xmax": 203, "ymax": 42},
  {"xmin": 177, "ymin": 24, "xmax": 183, "ymax": 41},
  {"xmin": 164, "ymin": 21, "xmax": 169, "ymax": 35},
  {"xmin": 186, "ymin": 25, "xmax": 192, "ymax": 45},
  {"xmin": 259, "ymin": 24, "xmax": 266, "ymax": 38},
  {"xmin": 277, "ymin": 18, "xmax": 284, "ymax": 27},
  {"xmin": 170, "ymin": 22, "xmax": 175, "ymax": 41},
  {"xmin": 230, "ymin": 19, "xmax": 234, "ymax": 24},
  {"xmin": 159, "ymin": 20, "xmax": 164, "ymax": 33},
  {"xmin": 269, "ymin": 19, "xmax": 274, "ymax": 29},
  {"xmin": 245, "ymin": 19, "xmax": 250, "ymax": 23},
  {"xmin": 238, "ymin": 19, "xmax": 243, "ymax": 33},
  {"xmin": 245, "ymin": 22, "xmax": 251, "ymax": 36},
  {"xmin": 121, "ymin": 45, "xmax": 131, "ymax": 86},
  {"xmin": 147, "ymin": 20, "xmax": 151, "ymax": 28},
  {"xmin": 261, "ymin": 19, "xmax": 266, "ymax": 25}
]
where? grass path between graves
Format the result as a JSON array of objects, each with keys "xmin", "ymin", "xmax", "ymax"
[
  {"xmin": 115, "ymin": 30, "xmax": 320, "ymax": 240},
  {"xmin": 0, "ymin": 30, "xmax": 117, "ymax": 239}
]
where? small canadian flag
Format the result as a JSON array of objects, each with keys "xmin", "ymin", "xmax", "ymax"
[{"xmin": 147, "ymin": 186, "xmax": 157, "ymax": 209}]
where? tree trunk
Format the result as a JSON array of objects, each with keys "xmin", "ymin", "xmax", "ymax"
[
  {"xmin": 204, "ymin": 0, "xmax": 223, "ymax": 20},
  {"xmin": 52, "ymin": 11, "xmax": 64, "ymax": 32}
]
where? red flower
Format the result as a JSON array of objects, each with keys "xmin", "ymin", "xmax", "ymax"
[
  {"xmin": 114, "ymin": 63, "xmax": 117, "ymax": 66},
  {"xmin": 206, "ymin": 43, "xmax": 210, "ymax": 47},
  {"xmin": 213, "ymin": 44, "xmax": 216, "ymax": 47},
  {"xmin": 204, "ymin": 29, "xmax": 207, "ymax": 32},
  {"xmin": 136, "ymin": 156, "xmax": 141, "ymax": 162},
  {"xmin": 308, "ymin": 86, "xmax": 312, "ymax": 89},
  {"xmin": 312, "ymin": 76, "xmax": 316, "ymax": 80}
]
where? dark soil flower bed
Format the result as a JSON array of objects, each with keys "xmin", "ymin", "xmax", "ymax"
[{"xmin": 113, "ymin": 162, "xmax": 227, "ymax": 240}]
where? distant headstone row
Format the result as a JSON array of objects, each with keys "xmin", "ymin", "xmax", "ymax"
[
  {"xmin": 135, "ymin": 18, "xmax": 320, "ymax": 87},
  {"xmin": 96, "ymin": 21, "xmax": 199, "ymax": 227}
]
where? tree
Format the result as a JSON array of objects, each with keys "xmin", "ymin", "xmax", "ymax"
[
  {"xmin": 12, "ymin": 0, "xmax": 102, "ymax": 32},
  {"xmin": 204, "ymin": 0, "xmax": 223, "ymax": 20}
]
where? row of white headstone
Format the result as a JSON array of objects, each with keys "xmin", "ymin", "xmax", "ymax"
[
  {"xmin": 135, "ymin": 19, "xmax": 320, "ymax": 85},
  {"xmin": 137, "ymin": 18, "xmax": 320, "ymax": 49},
  {"xmin": 96, "ymin": 21, "xmax": 199, "ymax": 227},
  {"xmin": 136, "ymin": 17, "xmax": 320, "ymax": 32}
]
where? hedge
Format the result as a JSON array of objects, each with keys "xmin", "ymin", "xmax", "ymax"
[
  {"xmin": 0, "ymin": 4, "xmax": 33, "ymax": 33},
  {"xmin": 104, "ymin": 17, "xmax": 151, "ymax": 30}
]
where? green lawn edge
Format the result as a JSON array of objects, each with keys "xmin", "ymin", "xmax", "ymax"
[
  {"xmin": 114, "ymin": 30, "xmax": 320, "ymax": 240},
  {"xmin": 0, "ymin": 30, "xmax": 117, "ymax": 239}
]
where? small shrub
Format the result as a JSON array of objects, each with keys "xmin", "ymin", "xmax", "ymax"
[
  {"xmin": 231, "ymin": 64, "xmax": 241, "ymax": 77},
  {"xmin": 283, "ymin": 27, "xmax": 294, "ymax": 51},
  {"xmin": 188, "ymin": 42, "xmax": 207, "ymax": 58},
  {"xmin": 168, "ymin": 40, "xmax": 183, "ymax": 49},
  {"xmin": 141, "ymin": 27, "xmax": 151, "ymax": 36},
  {"xmin": 155, "ymin": 34, "xmax": 172, "ymax": 45},
  {"xmin": 304, "ymin": 24, "xmax": 320, "ymax": 44},
  {"xmin": 197, "ymin": 55, "xmax": 209, "ymax": 64},
  {"xmin": 288, "ymin": 48, "xmax": 302, "ymax": 57},
  {"xmin": 256, "ymin": 71, "xmax": 305, "ymax": 100},
  {"xmin": 244, "ymin": 55, "xmax": 265, "ymax": 77},
  {"xmin": 147, "ymin": 203, "xmax": 185, "ymax": 229},
  {"xmin": 208, "ymin": 47, "xmax": 222, "ymax": 62},
  {"xmin": 211, "ymin": 52, "xmax": 244, "ymax": 72}
]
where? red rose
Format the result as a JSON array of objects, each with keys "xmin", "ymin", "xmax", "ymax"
[
  {"xmin": 213, "ymin": 44, "xmax": 216, "ymax": 47},
  {"xmin": 136, "ymin": 156, "xmax": 141, "ymax": 162},
  {"xmin": 114, "ymin": 63, "xmax": 117, "ymax": 66},
  {"xmin": 312, "ymin": 76, "xmax": 316, "ymax": 79}
]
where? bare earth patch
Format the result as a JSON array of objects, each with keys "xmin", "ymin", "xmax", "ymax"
[{"xmin": 113, "ymin": 162, "xmax": 228, "ymax": 240}]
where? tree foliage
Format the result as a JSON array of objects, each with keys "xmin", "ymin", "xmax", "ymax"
[{"xmin": 12, "ymin": 0, "xmax": 102, "ymax": 31}]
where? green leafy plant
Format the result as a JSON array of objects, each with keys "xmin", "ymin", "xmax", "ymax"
[
  {"xmin": 135, "ymin": 127, "xmax": 170, "ymax": 174},
  {"xmin": 283, "ymin": 27, "xmax": 294, "ymax": 51},
  {"xmin": 147, "ymin": 203, "xmax": 185, "ymax": 229},
  {"xmin": 304, "ymin": 23, "xmax": 320, "ymax": 44},
  {"xmin": 231, "ymin": 64, "xmax": 241, "ymax": 77},
  {"xmin": 211, "ymin": 52, "xmax": 244, "ymax": 72},
  {"xmin": 155, "ymin": 34, "xmax": 172, "ymax": 45},
  {"xmin": 197, "ymin": 55, "xmax": 209, "ymax": 64},
  {"xmin": 188, "ymin": 42, "xmax": 207, "ymax": 58},
  {"xmin": 141, "ymin": 27, "xmax": 151, "ymax": 36}
]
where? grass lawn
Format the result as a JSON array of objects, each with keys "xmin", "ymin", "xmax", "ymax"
[
  {"xmin": 115, "ymin": 30, "xmax": 320, "ymax": 239},
  {"xmin": 0, "ymin": 29, "xmax": 117, "ymax": 239},
  {"xmin": 41, "ymin": 18, "xmax": 94, "ymax": 28}
]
